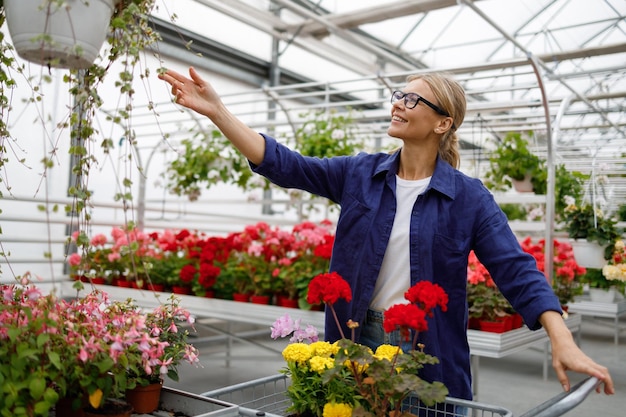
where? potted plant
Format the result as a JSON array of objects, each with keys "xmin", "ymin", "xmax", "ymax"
[
  {"xmin": 466, "ymin": 251, "xmax": 515, "ymax": 332},
  {"xmin": 166, "ymin": 129, "xmax": 254, "ymax": 201},
  {"xmin": 0, "ymin": 280, "xmax": 199, "ymax": 417},
  {"xmin": 483, "ymin": 131, "xmax": 546, "ymax": 193},
  {"xmin": 597, "ymin": 239, "xmax": 626, "ymax": 302},
  {"xmin": 0, "ymin": 0, "xmax": 161, "ymax": 286},
  {"xmin": 560, "ymin": 199, "xmax": 621, "ymax": 268},
  {"xmin": 3, "ymin": 0, "xmax": 117, "ymax": 69},
  {"xmin": 271, "ymin": 274, "xmax": 449, "ymax": 416},
  {"xmin": 519, "ymin": 237, "xmax": 586, "ymax": 307},
  {"xmin": 124, "ymin": 294, "xmax": 200, "ymax": 413}
]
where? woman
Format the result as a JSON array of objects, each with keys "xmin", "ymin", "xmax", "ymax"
[{"xmin": 159, "ymin": 67, "xmax": 614, "ymax": 400}]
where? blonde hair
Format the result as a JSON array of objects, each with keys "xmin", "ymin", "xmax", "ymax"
[{"xmin": 407, "ymin": 73, "xmax": 466, "ymax": 169}]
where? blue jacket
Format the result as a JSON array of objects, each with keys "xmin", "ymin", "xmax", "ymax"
[{"xmin": 251, "ymin": 134, "xmax": 562, "ymax": 399}]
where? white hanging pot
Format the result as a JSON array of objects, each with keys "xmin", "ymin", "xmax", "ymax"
[
  {"xmin": 569, "ymin": 238, "xmax": 607, "ymax": 269},
  {"xmin": 4, "ymin": 0, "xmax": 116, "ymax": 69},
  {"xmin": 512, "ymin": 175, "xmax": 534, "ymax": 193}
]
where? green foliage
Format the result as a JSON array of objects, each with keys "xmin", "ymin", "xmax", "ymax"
[
  {"xmin": 467, "ymin": 282, "xmax": 511, "ymax": 321},
  {"xmin": 484, "ymin": 132, "xmax": 545, "ymax": 191},
  {"xmin": 295, "ymin": 109, "xmax": 360, "ymax": 158},
  {"xmin": 0, "ymin": 299, "xmax": 63, "ymax": 417},
  {"xmin": 580, "ymin": 268, "xmax": 614, "ymax": 291},
  {"xmin": 618, "ymin": 203, "xmax": 626, "ymax": 222},
  {"xmin": 552, "ymin": 165, "xmax": 587, "ymax": 216},
  {"xmin": 166, "ymin": 129, "xmax": 254, "ymax": 201},
  {"xmin": 499, "ymin": 203, "xmax": 527, "ymax": 221},
  {"xmin": 561, "ymin": 203, "xmax": 621, "ymax": 255},
  {"xmin": 165, "ymin": 109, "xmax": 363, "ymax": 202}
]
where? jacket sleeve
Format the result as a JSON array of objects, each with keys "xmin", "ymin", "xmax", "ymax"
[
  {"xmin": 249, "ymin": 134, "xmax": 350, "ymax": 204},
  {"xmin": 471, "ymin": 192, "xmax": 562, "ymax": 330}
]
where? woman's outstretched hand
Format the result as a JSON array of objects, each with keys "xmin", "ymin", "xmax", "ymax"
[
  {"xmin": 158, "ymin": 67, "xmax": 221, "ymax": 118},
  {"xmin": 158, "ymin": 66, "xmax": 266, "ymax": 165}
]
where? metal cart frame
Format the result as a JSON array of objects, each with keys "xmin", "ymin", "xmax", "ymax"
[{"xmin": 202, "ymin": 374, "xmax": 600, "ymax": 417}]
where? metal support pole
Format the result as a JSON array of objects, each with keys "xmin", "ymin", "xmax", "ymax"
[{"xmin": 528, "ymin": 54, "xmax": 554, "ymax": 284}]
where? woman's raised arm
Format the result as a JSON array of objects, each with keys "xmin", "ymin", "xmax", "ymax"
[{"xmin": 159, "ymin": 67, "xmax": 265, "ymax": 165}]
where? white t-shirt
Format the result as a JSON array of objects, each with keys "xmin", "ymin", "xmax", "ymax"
[{"xmin": 369, "ymin": 175, "xmax": 431, "ymax": 311}]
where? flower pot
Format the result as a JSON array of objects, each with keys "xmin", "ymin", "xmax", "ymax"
[
  {"xmin": 232, "ymin": 293, "xmax": 250, "ymax": 302},
  {"xmin": 468, "ymin": 317, "xmax": 481, "ymax": 330},
  {"xmin": 147, "ymin": 283, "xmax": 165, "ymax": 292},
  {"xmin": 589, "ymin": 288, "xmax": 617, "ymax": 303},
  {"xmin": 478, "ymin": 317, "xmax": 511, "ymax": 333},
  {"xmin": 4, "ymin": 0, "xmax": 116, "ymax": 69},
  {"xmin": 172, "ymin": 286, "xmax": 191, "ymax": 295},
  {"xmin": 277, "ymin": 296, "xmax": 299, "ymax": 308},
  {"xmin": 512, "ymin": 175, "xmax": 533, "ymax": 193},
  {"xmin": 125, "ymin": 381, "xmax": 162, "ymax": 414},
  {"xmin": 250, "ymin": 295, "xmax": 271, "ymax": 305},
  {"xmin": 570, "ymin": 239, "xmax": 607, "ymax": 268},
  {"xmin": 116, "ymin": 279, "xmax": 132, "ymax": 288},
  {"xmin": 509, "ymin": 313, "xmax": 524, "ymax": 330}
]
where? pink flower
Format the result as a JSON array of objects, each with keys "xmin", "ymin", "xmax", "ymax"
[
  {"xmin": 90, "ymin": 234, "xmax": 108, "ymax": 247},
  {"xmin": 68, "ymin": 252, "xmax": 82, "ymax": 267}
]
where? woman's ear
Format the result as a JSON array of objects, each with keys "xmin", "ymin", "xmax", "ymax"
[{"xmin": 435, "ymin": 117, "xmax": 454, "ymax": 134}]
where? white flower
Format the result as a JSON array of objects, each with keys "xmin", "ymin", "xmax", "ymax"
[
  {"xmin": 563, "ymin": 195, "xmax": 576, "ymax": 206},
  {"xmin": 331, "ymin": 129, "xmax": 345, "ymax": 140}
]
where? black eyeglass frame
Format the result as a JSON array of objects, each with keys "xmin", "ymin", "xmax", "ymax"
[{"xmin": 391, "ymin": 90, "xmax": 450, "ymax": 117}]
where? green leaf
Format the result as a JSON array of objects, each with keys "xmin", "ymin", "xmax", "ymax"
[{"xmin": 29, "ymin": 378, "xmax": 46, "ymax": 400}]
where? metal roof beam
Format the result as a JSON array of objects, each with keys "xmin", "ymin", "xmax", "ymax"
[{"xmin": 286, "ymin": 0, "xmax": 468, "ymax": 37}]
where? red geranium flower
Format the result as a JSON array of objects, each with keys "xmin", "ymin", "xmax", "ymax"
[
  {"xmin": 383, "ymin": 304, "xmax": 428, "ymax": 341},
  {"xmin": 179, "ymin": 264, "xmax": 197, "ymax": 283},
  {"xmin": 404, "ymin": 281, "xmax": 448, "ymax": 316},
  {"xmin": 306, "ymin": 272, "xmax": 352, "ymax": 305}
]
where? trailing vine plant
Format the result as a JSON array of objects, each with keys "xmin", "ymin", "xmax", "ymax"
[{"xmin": 0, "ymin": 0, "xmax": 167, "ymax": 282}]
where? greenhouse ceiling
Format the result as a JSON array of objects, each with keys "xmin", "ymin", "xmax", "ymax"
[
  {"xmin": 153, "ymin": 0, "xmax": 625, "ymax": 146},
  {"xmin": 143, "ymin": 0, "xmax": 625, "ymax": 199}
]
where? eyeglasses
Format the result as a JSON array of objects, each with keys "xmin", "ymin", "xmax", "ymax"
[{"xmin": 391, "ymin": 90, "xmax": 450, "ymax": 117}]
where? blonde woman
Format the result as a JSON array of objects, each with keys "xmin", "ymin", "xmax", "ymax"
[{"xmin": 160, "ymin": 67, "xmax": 613, "ymax": 400}]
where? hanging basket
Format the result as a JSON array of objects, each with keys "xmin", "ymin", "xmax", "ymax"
[
  {"xmin": 4, "ymin": 0, "xmax": 116, "ymax": 69},
  {"xmin": 511, "ymin": 174, "xmax": 534, "ymax": 193},
  {"xmin": 569, "ymin": 239, "xmax": 607, "ymax": 269}
]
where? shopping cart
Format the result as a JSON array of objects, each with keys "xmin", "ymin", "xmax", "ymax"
[{"xmin": 201, "ymin": 373, "xmax": 600, "ymax": 417}]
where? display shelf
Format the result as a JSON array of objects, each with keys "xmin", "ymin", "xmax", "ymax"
[
  {"xmin": 567, "ymin": 297, "xmax": 626, "ymax": 345},
  {"xmin": 468, "ymin": 314, "xmax": 581, "ymax": 397},
  {"xmin": 65, "ymin": 283, "xmax": 581, "ymax": 398}
]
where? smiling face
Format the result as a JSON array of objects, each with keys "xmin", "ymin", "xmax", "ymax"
[{"xmin": 387, "ymin": 78, "xmax": 450, "ymax": 145}]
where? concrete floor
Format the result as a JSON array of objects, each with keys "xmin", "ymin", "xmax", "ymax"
[{"xmin": 165, "ymin": 316, "xmax": 625, "ymax": 417}]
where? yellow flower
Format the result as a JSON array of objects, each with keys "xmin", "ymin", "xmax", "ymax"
[
  {"xmin": 323, "ymin": 402, "xmax": 353, "ymax": 417},
  {"xmin": 310, "ymin": 341, "xmax": 339, "ymax": 357},
  {"xmin": 309, "ymin": 355, "xmax": 335, "ymax": 373},
  {"xmin": 374, "ymin": 344, "xmax": 402, "ymax": 361},
  {"xmin": 282, "ymin": 343, "xmax": 312, "ymax": 364},
  {"xmin": 343, "ymin": 359, "xmax": 368, "ymax": 374}
]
